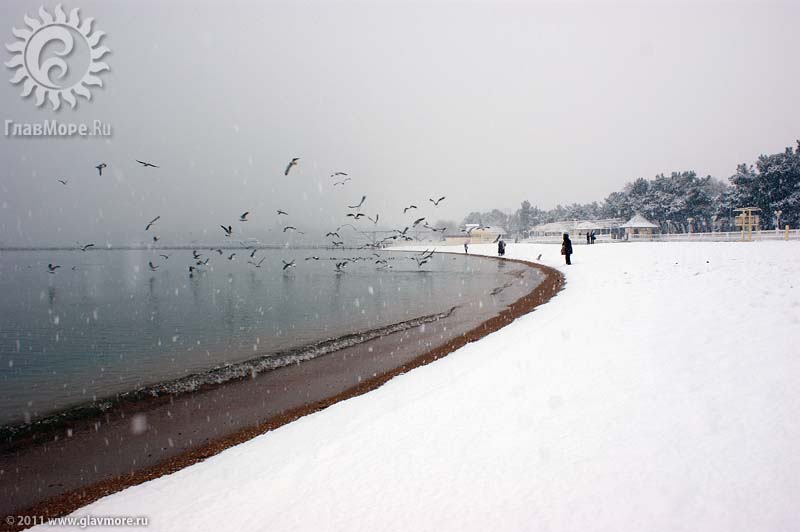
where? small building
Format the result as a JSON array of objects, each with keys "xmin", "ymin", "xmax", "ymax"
[
  {"xmin": 619, "ymin": 213, "xmax": 659, "ymax": 238},
  {"xmin": 530, "ymin": 219, "xmax": 624, "ymax": 238},
  {"xmin": 444, "ymin": 225, "xmax": 507, "ymax": 245}
]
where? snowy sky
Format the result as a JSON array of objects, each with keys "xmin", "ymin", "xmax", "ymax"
[{"xmin": 1, "ymin": 0, "xmax": 798, "ymax": 245}]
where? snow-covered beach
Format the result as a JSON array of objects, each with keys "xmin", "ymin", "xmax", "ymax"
[{"xmin": 36, "ymin": 241, "xmax": 800, "ymax": 532}]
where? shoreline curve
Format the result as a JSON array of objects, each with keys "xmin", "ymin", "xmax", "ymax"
[{"xmin": 4, "ymin": 254, "xmax": 564, "ymax": 529}]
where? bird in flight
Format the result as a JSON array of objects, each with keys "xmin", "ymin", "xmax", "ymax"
[
  {"xmin": 221, "ymin": 225, "xmax": 233, "ymax": 237},
  {"xmin": 326, "ymin": 232, "xmax": 340, "ymax": 238},
  {"xmin": 95, "ymin": 163, "xmax": 107, "ymax": 176},
  {"xmin": 145, "ymin": 216, "xmax": 160, "ymax": 231},
  {"xmin": 368, "ymin": 214, "xmax": 379, "ymax": 225},
  {"xmin": 193, "ymin": 250, "xmax": 202, "ymax": 259},
  {"xmin": 346, "ymin": 213, "xmax": 365, "ymax": 220},
  {"xmin": 239, "ymin": 212, "xmax": 250, "ymax": 222},
  {"xmin": 277, "ymin": 210, "xmax": 288, "ymax": 216},
  {"xmin": 348, "ymin": 195, "xmax": 366, "ymax": 209},
  {"xmin": 305, "ymin": 256, "xmax": 320, "ymax": 261},
  {"xmin": 152, "ymin": 235, "xmax": 160, "ymax": 243},
  {"xmin": 148, "ymin": 261, "xmax": 159, "ymax": 271},
  {"xmin": 250, "ymin": 249, "xmax": 258, "ymax": 258},
  {"xmin": 159, "ymin": 254, "xmax": 170, "ymax": 260},
  {"xmin": 57, "ymin": 179, "xmax": 68, "ymax": 185},
  {"xmin": 228, "ymin": 253, "xmax": 236, "ymax": 260},
  {"xmin": 333, "ymin": 178, "xmax": 351, "ymax": 186},
  {"xmin": 429, "ymin": 196, "xmax": 446, "ymax": 206},
  {"xmin": 136, "ymin": 160, "xmax": 159, "ymax": 168},
  {"xmin": 331, "ymin": 241, "xmax": 344, "ymax": 247},
  {"xmin": 412, "ymin": 217, "xmax": 426, "ymax": 227},
  {"xmin": 285, "ymin": 158, "xmax": 300, "ymax": 176},
  {"xmin": 79, "ymin": 243, "xmax": 95, "ymax": 251},
  {"xmin": 248, "ymin": 257, "xmax": 266, "ymax": 268},
  {"xmin": 330, "ymin": 172, "xmax": 348, "ymax": 177},
  {"xmin": 47, "ymin": 263, "xmax": 61, "ymax": 274},
  {"xmin": 283, "ymin": 226, "xmax": 297, "ymax": 232},
  {"xmin": 282, "ymin": 259, "xmax": 296, "ymax": 270},
  {"xmin": 403, "ymin": 205, "xmax": 417, "ymax": 214}
]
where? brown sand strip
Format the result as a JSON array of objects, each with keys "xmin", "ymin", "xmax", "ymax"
[{"xmin": 2, "ymin": 257, "xmax": 563, "ymax": 531}]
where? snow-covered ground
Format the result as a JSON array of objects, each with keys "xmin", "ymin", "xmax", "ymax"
[{"xmin": 37, "ymin": 241, "xmax": 800, "ymax": 532}]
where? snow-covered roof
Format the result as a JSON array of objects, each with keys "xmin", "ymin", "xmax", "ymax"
[
  {"xmin": 620, "ymin": 213, "xmax": 659, "ymax": 229},
  {"xmin": 533, "ymin": 220, "xmax": 604, "ymax": 233}
]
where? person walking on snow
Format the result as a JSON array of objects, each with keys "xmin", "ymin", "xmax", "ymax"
[{"xmin": 561, "ymin": 233, "xmax": 573, "ymax": 265}]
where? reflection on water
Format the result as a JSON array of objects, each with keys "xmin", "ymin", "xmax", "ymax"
[{"xmin": 0, "ymin": 249, "xmax": 519, "ymax": 425}]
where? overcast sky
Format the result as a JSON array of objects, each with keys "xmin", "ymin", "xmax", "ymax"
[{"xmin": 1, "ymin": 0, "xmax": 798, "ymax": 245}]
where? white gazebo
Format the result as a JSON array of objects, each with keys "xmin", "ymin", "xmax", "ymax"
[{"xmin": 620, "ymin": 213, "xmax": 659, "ymax": 238}]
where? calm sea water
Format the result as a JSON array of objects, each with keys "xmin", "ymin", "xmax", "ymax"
[{"xmin": 0, "ymin": 248, "xmax": 513, "ymax": 426}]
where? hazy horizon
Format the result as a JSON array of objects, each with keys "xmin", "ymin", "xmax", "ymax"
[{"xmin": 1, "ymin": 0, "xmax": 798, "ymax": 245}]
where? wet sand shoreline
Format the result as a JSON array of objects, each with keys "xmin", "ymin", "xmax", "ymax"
[{"xmin": 0, "ymin": 254, "xmax": 563, "ymax": 529}]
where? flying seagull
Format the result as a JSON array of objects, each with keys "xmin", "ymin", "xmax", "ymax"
[
  {"xmin": 333, "ymin": 178, "xmax": 351, "ymax": 186},
  {"xmin": 429, "ymin": 196, "xmax": 446, "ymax": 206},
  {"xmin": 220, "ymin": 225, "xmax": 233, "ymax": 237},
  {"xmin": 305, "ymin": 256, "xmax": 320, "ymax": 261},
  {"xmin": 136, "ymin": 160, "xmax": 159, "ymax": 168},
  {"xmin": 277, "ymin": 210, "xmax": 288, "ymax": 216},
  {"xmin": 326, "ymin": 232, "xmax": 340, "ymax": 238},
  {"xmin": 331, "ymin": 172, "xmax": 348, "ymax": 177},
  {"xmin": 367, "ymin": 214, "xmax": 379, "ymax": 225},
  {"xmin": 148, "ymin": 261, "xmax": 159, "ymax": 271},
  {"xmin": 193, "ymin": 250, "xmax": 202, "ymax": 259},
  {"xmin": 239, "ymin": 212, "xmax": 250, "ymax": 222},
  {"xmin": 228, "ymin": 253, "xmax": 236, "ymax": 260},
  {"xmin": 403, "ymin": 205, "xmax": 417, "ymax": 213},
  {"xmin": 348, "ymin": 195, "xmax": 366, "ymax": 209},
  {"xmin": 152, "ymin": 235, "xmax": 160, "ymax": 242},
  {"xmin": 283, "ymin": 226, "xmax": 297, "ymax": 232},
  {"xmin": 250, "ymin": 248, "xmax": 258, "ymax": 258},
  {"xmin": 95, "ymin": 163, "xmax": 107, "ymax": 176},
  {"xmin": 285, "ymin": 158, "xmax": 299, "ymax": 176},
  {"xmin": 412, "ymin": 217, "xmax": 426, "ymax": 227},
  {"xmin": 47, "ymin": 263, "xmax": 61, "ymax": 274},
  {"xmin": 80, "ymin": 243, "xmax": 95, "ymax": 251},
  {"xmin": 159, "ymin": 254, "xmax": 170, "ymax": 260},
  {"xmin": 346, "ymin": 213, "xmax": 365, "ymax": 220},
  {"xmin": 145, "ymin": 216, "xmax": 160, "ymax": 231},
  {"xmin": 57, "ymin": 179, "xmax": 68, "ymax": 185},
  {"xmin": 248, "ymin": 257, "xmax": 266, "ymax": 268},
  {"xmin": 282, "ymin": 259, "xmax": 296, "ymax": 270}
]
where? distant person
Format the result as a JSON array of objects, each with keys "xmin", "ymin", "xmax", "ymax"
[
  {"xmin": 591, "ymin": 231, "xmax": 596, "ymax": 244},
  {"xmin": 464, "ymin": 242, "xmax": 469, "ymax": 254},
  {"xmin": 586, "ymin": 232, "xmax": 591, "ymax": 245},
  {"xmin": 561, "ymin": 233, "xmax": 573, "ymax": 265},
  {"xmin": 497, "ymin": 239, "xmax": 506, "ymax": 257}
]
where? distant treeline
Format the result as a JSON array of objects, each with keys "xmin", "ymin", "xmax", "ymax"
[{"xmin": 463, "ymin": 140, "xmax": 800, "ymax": 234}]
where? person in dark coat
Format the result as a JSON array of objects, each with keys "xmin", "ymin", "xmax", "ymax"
[
  {"xmin": 586, "ymin": 232, "xmax": 591, "ymax": 245},
  {"xmin": 497, "ymin": 239, "xmax": 506, "ymax": 256},
  {"xmin": 590, "ymin": 231, "xmax": 596, "ymax": 244},
  {"xmin": 464, "ymin": 242, "xmax": 469, "ymax": 254},
  {"xmin": 561, "ymin": 233, "xmax": 573, "ymax": 265}
]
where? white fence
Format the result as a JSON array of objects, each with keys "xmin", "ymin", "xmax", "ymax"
[{"xmin": 521, "ymin": 230, "xmax": 800, "ymax": 244}]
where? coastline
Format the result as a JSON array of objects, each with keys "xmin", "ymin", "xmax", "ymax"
[{"xmin": 0, "ymin": 253, "xmax": 564, "ymax": 528}]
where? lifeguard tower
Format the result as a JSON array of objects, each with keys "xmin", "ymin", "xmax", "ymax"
[{"xmin": 734, "ymin": 207, "xmax": 761, "ymax": 241}]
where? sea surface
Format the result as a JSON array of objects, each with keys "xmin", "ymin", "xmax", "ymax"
[{"xmin": 0, "ymin": 247, "xmax": 519, "ymax": 426}]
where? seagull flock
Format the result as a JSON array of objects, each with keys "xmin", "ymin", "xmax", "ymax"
[{"xmin": 45, "ymin": 158, "xmax": 449, "ymax": 276}]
